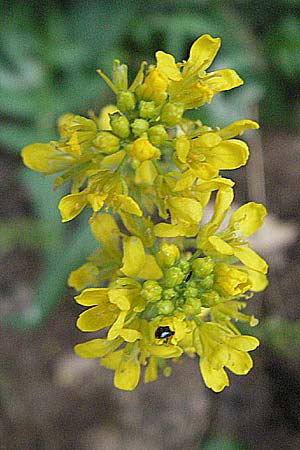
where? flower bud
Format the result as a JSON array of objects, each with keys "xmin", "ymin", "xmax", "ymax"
[
  {"xmin": 93, "ymin": 131, "xmax": 120, "ymax": 154},
  {"xmin": 148, "ymin": 125, "xmax": 168, "ymax": 145},
  {"xmin": 131, "ymin": 118, "xmax": 149, "ymax": 137},
  {"xmin": 165, "ymin": 267, "xmax": 185, "ymax": 288},
  {"xmin": 129, "ymin": 137, "xmax": 160, "ymax": 162},
  {"xmin": 163, "ymin": 288, "xmax": 176, "ymax": 300},
  {"xmin": 110, "ymin": 113, "xmax": 130, "ymax": 138},
  {"xmin": 183, "ymin": 285, "xmax": 198, "ymax": 299},
  {"xmin": 199, "ymin": 274, "xmax": 214, "ymax": 290},
  {"xmin": 157, "ymin": 300, "xmax": 175, "ymax": 315},
  {"xmin": 200, "ymin": 290, "xmax": 220, "ymax": 307},
  {"xmin": 183, "ymin": 297, "xmax": 202, "ymax": 315},
  {"xmin": 117, "ymin": 91, "xmax": 136, "ymax": 113},
  {"xmin": 177, "ymin": 258, "xmax": 191, "ymax": 274},
  {"xmin": 192, "ymin": 257, "xmax": 214, "ymax": 278},
  {"xmin": 160, "ymin": 103, "xmax": 184, "ymax": 126},
  {"xmin": 157, "ymin": 242, "xmax": 180, "ymax": 268},
  {"xmin": 139, "ymin": 100, "xmax": 157, "ymax": 119},
  {"xmin": 141, "ymin": 280, "xmax": 162, "ymax": 302}
]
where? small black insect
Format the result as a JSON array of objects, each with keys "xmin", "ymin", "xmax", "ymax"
[{"xmin": 155, "ymin": 326, "xmax": 175, "ymax": 340}]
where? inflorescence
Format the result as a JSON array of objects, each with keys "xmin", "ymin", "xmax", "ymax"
[{"xmin": 22, "ymin": 34, "xmax": 268, "ymax": 392}]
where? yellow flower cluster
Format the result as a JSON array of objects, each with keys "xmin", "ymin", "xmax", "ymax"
[{"xmin": 21, "ymin": 34, "xmax": 268, "ymax": 392}]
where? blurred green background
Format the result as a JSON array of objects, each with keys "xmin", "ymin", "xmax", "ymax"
[{"xmin": 1, "ymin": 1, "xmax": 300, "ymax": 449}]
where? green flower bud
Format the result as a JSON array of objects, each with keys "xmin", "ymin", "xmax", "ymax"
[
  {"xmin": 177, "ymin": 258, "xmax": 191, "ymax": 274},
  {"xmin": 131, "ymin": 118, "xmax": 149, "ymax": 136},
  {"xmin": 139, "ymin": 100, "xmax": 157, "ymax": 119},
  {"xmin": 148, "ymin": 125, "xmax": 168, "ymax": 145},
  {"xmin": 183, "ymin": 286, "xmax": 198, "ymax": 299},
  {"xmin": 164, "ymin": 267, "xmax": 185, "ymax": 288},
  {"xmin": 183, "ymin": 297, "xmax": 202, "ymax": 315},
  {"xmin": 110, "ymin": 113, "xmax": 130, "ymax": 138},
  {"xmin": 157, "ymin": 299, "xmax": 175, "ymax": 315},
  {"xmin": 192, "ymin": 257, "xmax": 214, "ymax": 278},
  {"xmin": 200, "ymin": 290, "xmax": 220, "ymax": 307},
  {"xmin": 199, "ymin": 274, "xmax": 214, "ymax": 290},
  {"xmin": 141, "ymin": 280, "xmax": 162, "ymax": 302},
  {"xmin": 160, "ymin": 103, "xmax": 184, "ymax": 126},
  {"xmin": 117, "ymin": 91, "xmax": 136, "ymax": 113},
  {"xmin": 93, "ymin": 131, "xmax": 120, "ymax": 154},
  {"xmin": 163, "ymin": 288, "xmax": 176, "ymax": 300}
]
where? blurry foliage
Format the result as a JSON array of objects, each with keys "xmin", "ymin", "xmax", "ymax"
[
  {"xmin": 202, "ymin": 437, "xmax": 248, "ymax": 450},
  {"xmin": 258, "ymin": 318, "xmax": 300, "ymax": 361}
]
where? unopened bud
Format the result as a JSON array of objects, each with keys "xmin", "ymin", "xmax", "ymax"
[
  {"xmin": 117, "ymin": 91, "xmax": 136, "ymax": 113},
  {"xmin": 148, "ymin": 124, "xmax": 168, "ymax": 145},
  {"xmin": 165, "ymin": 267, "xmax": 185, "ymax": 288},
  {"xmin": 160, "ymin": 103, "xmax": 184, "ymax": 126},
  {"xmin": 93, "ymin": 131, "xmax": 120, "ymax": 154},
  {"xmin": 131, "ymin": 118, "xmax": 149, "ymax": 137},
  {"xmin": 200, "ymin": 290, "xmax": 220, "ymax": 307},
  {"xmin": 192, "ymin": 257, "xmax": 214, "ymax": 278},
  {"xmin": 157, "ymin": 300, "xmax": 175, "ymax": 315},
  {"xmin": 141, "ymin": 280, "xmax": 162, "ymax": 302},
  {"xmin": 110, "ymin": 113, "xmax": 130, "ymax": 138},
  {"xmin": 139, "ymin": 100, "xmax": 157, "ymax": 119},
  {"xmin": 157, "ymin": 242, "xmax": 180, "ymax": 268}
]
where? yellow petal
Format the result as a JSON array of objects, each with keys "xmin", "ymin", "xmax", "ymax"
[
  {"xmin": 245, "ymin": 268, "xmax": 268, "ymax": 292},
  {"xmin": 121, "ymin": 236, "xmax": 145, "ymax": 277},
  {"xmin": 119, "ymin": 329, "xmax": 142, "ymax": 342},
  {"xmin": 107, "ymin": 310, "xmax": 127, "ymax": 340},
  {"xmin": 226, "ymin": 348, "xmax": 253, "ymax": 375},
  {"xmin": 76, "ymin": 305, "xmax": 117, "ymax": 332},
  {"xmin": 114, "ymin": 358, "xmax": 141, "ymax": 391},
  {"xmin": 108, "ymin": 288, "xmax": 131, "ymax": 310},
  {"xmin": 156, "ymin": 50, "xmax": 182, "ymax": 81},
  {"xmin": 115, "ymin": 194, "xmax": 142, "ymax": 216},
  {"xmin": 207, "ymin": 68, "xmax": 244, "ymax": 92},
  {"xmin": 90, "ymin": 213, "xmax": 120, "ymax": 249},
  {"xmin": 74, "ymin": 338, "xmax": 121, "ymax": 358},
  {"xmin": 87, "ymin": 193, "xmax": 107, "ymax": 212},
  {"xmin": 200, "ymin": 358, "xmax": 229, "ymax": 392},
  {"xmin": 218, "ymin": 119, "xmax": 259, "ymax": 140},
  {"xmin": 154, "ymin": 221, "xmax": 198, "ymax": 238},
  {"xmin": 208, "ymin": 236, "xmax": 234, "ymax": 256},
  {"xmin": 75, "ymin": 287, "xmax": 109, "ymax": 306},
  {"xmin": 21, "ymin": 142, "xmax": 74, "ymax": 173},
  {"xmin": 168, "ymin": 197, "xmax": 202, "ymax": 223},
  {"xmin": 68, "ymin": 263, "xmax": 99, "ymax": 291},
  {"xmin": 101, "ymin": 349, "xmax": 123, "ymax": 370},
  {"xmin": 188, "ymin": 34, "xmax": 221, "ymax": 71},
  {"xmin": 137, "ymin": 254, "xmax": 163, "ymax": 280},
  {"xmin": 175, "ymin": 135, "xmax": 190, "ymax": 163},
  {"xmin": 134, "ymin": 160, "xmax": 157, "ymax": 185},
  {"xmin": 144, "ymin": 357, "xmax": 158, "ymax": 383},
  {"xmin": 204, "ymin": 139, "xmax": 249, "ymax": 170},
  {"xmin": 98, "ymin": 104, "xmax": 118, "ymax": 130},
  {"xmin": 229, "ymin": 335, "xmax": 259, "ymax": 352},
  {"xmin": 229, "ymin": 202, "xmax": 266, "ymax": 237},
  {"xmin": 58, "ymin": 192, "xmax": 87, "ymax": 222},
  {"xmin": 234, "ymin": 247, "xmax": 268, "ymax": 274},
  {"xmin": 148, "ymin": 345, "xmax": 182, "ymax": 358}
]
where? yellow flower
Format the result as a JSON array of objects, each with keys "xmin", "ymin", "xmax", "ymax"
[
  {"xmin": 195, "ymin": 322, "xmax": 259, "ymax": 392},
  {"xmin": 214, "ymin": 263, "xmax": 252, "ymax": 297},
  {"xmin": 156, "ymin": 34, "xmax": 243, "ymax": 109},
  {"xmin": 175, "ymin": 119, "xmax": 258, "ymax": 175},
  {"xmin": 197, "ymin": 189, "xmax": 268, "ymax": 274}
]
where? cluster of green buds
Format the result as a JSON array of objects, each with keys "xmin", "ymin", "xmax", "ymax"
[{"xmin": 21, "ymin": 34, "xmax": 268, "ymax": 393}]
